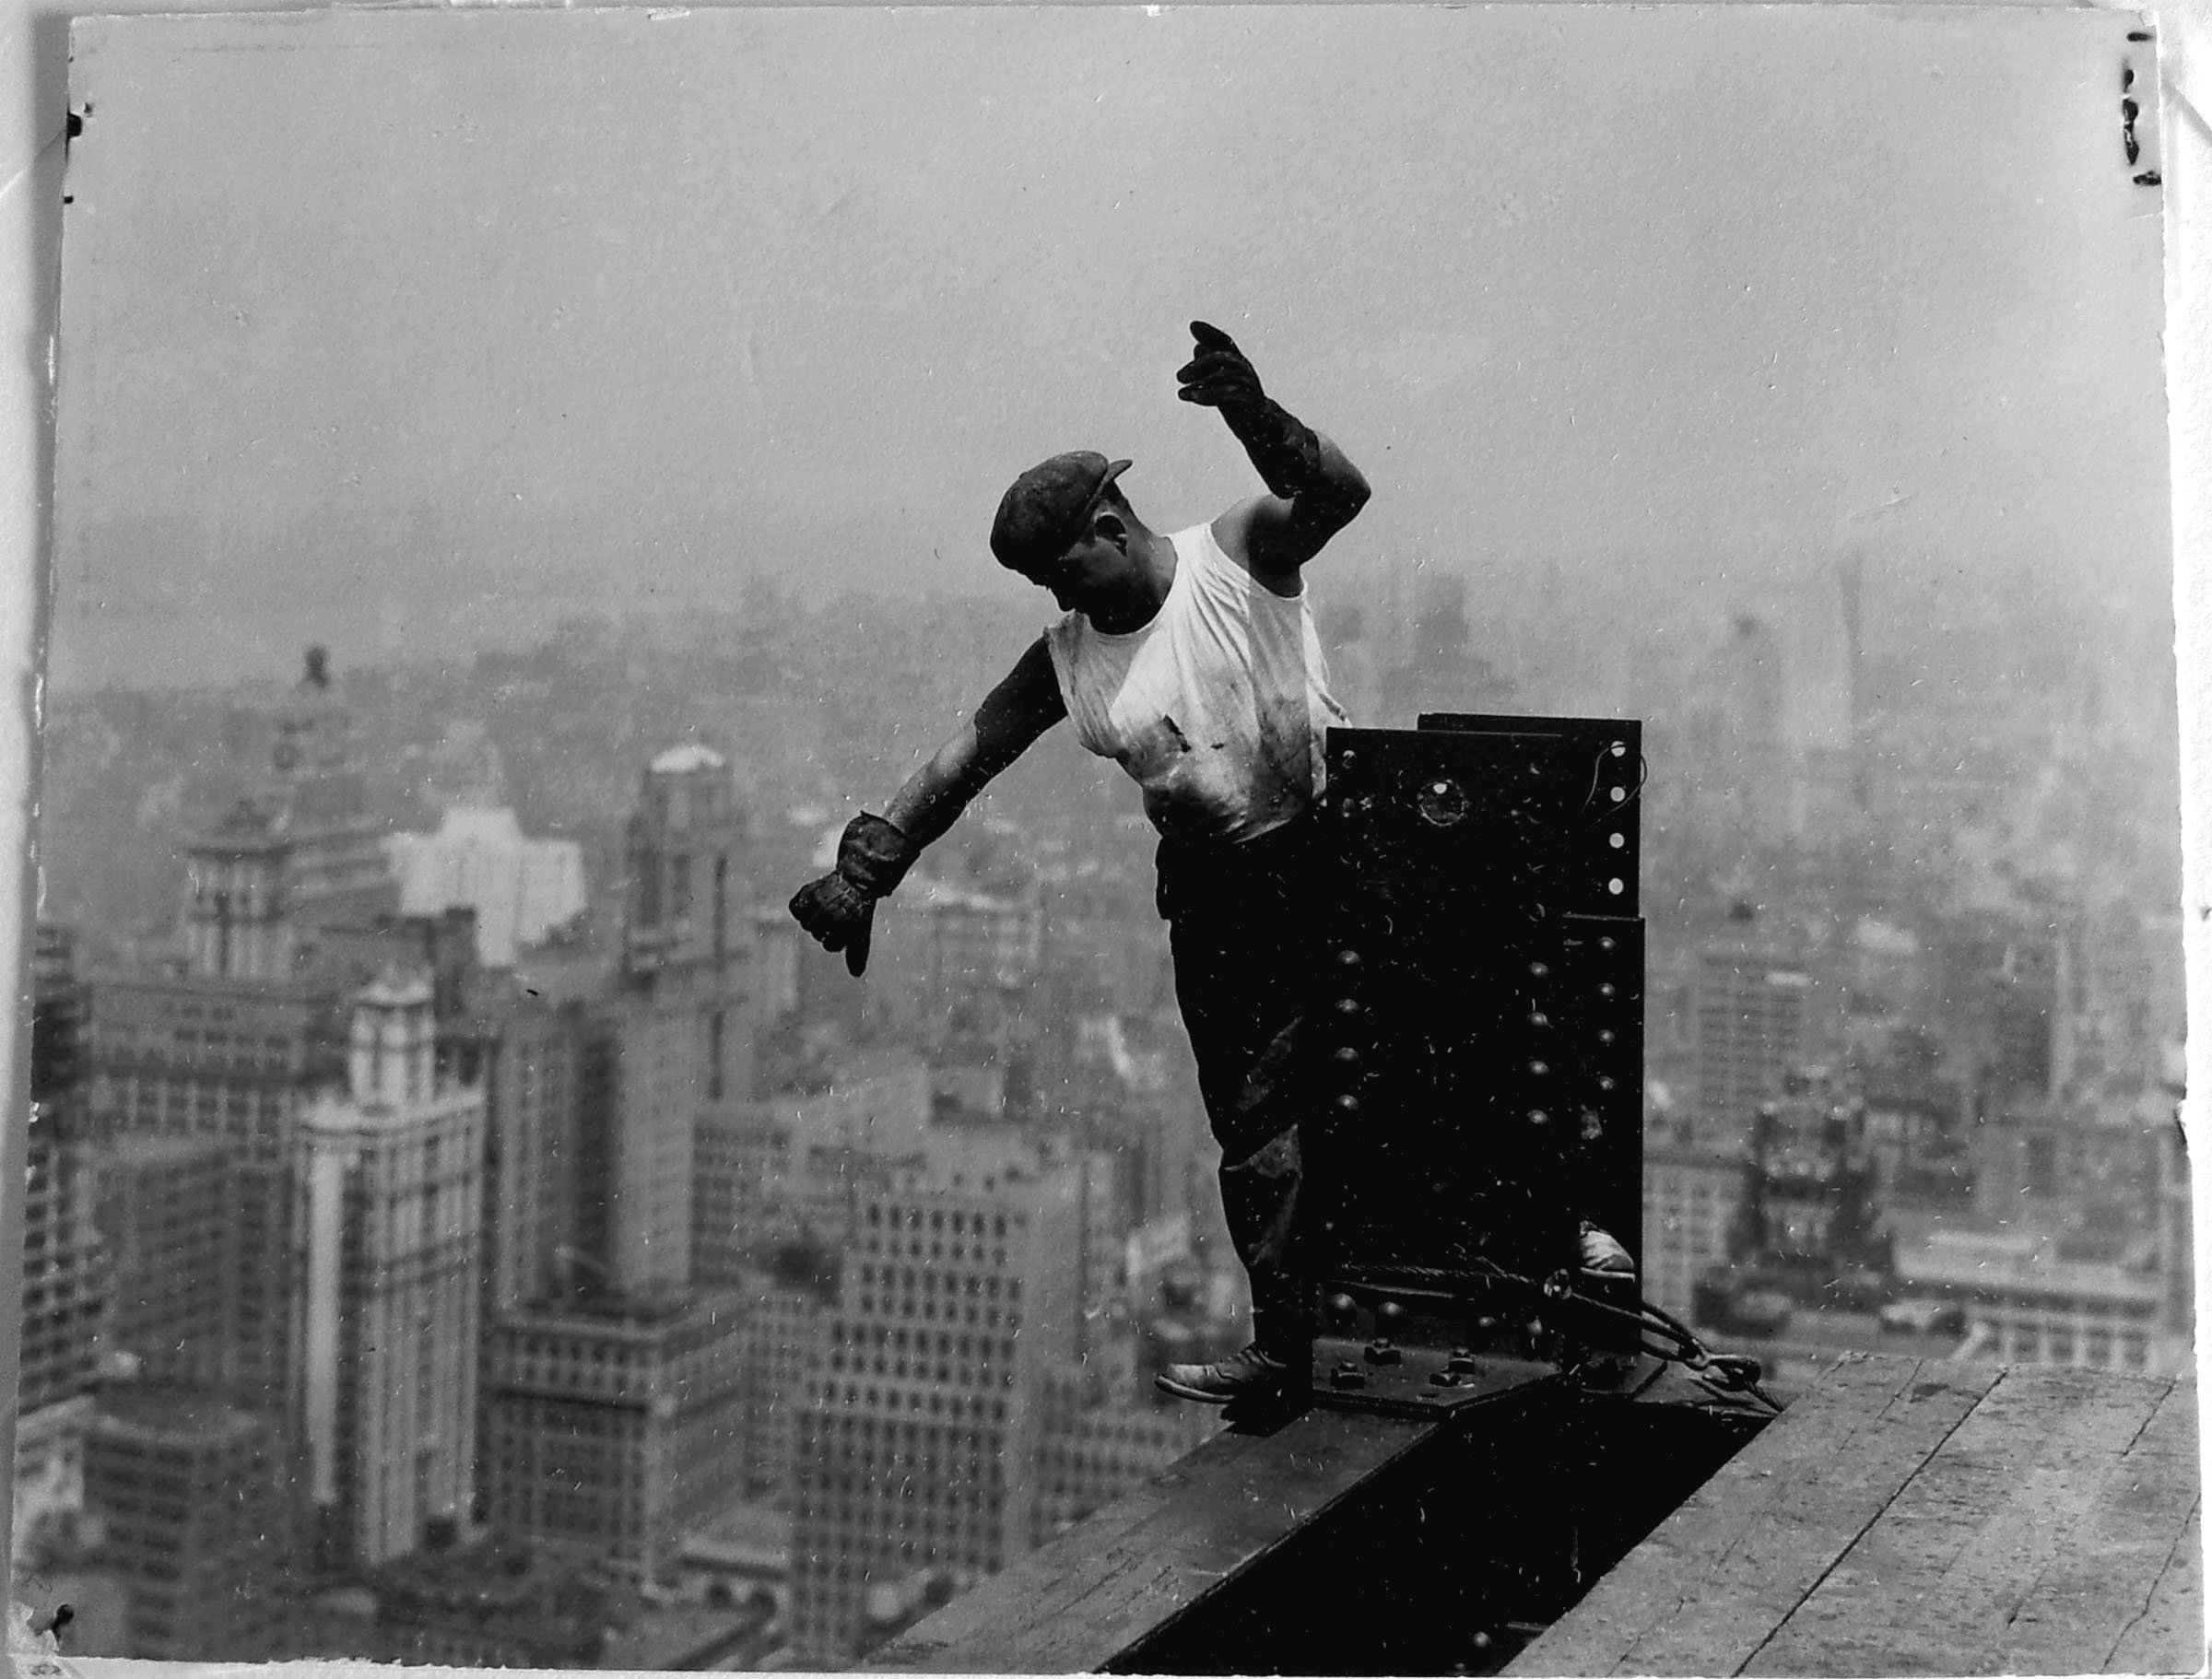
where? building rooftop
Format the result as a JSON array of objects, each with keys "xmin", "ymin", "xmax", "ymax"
[
  {"xmin": 1511, "ymin": 1356, "xmax": 2195, "ymax": 1676},
  {"xmin": 94, "ymin": 1381, "xmax": 264, "ymax": 1445},
  {"xmin": 871, "ymin": 1353, "xmax": 2198, "ymax": 1676},
  {"xmin": 652, "ymin": 742, "xmax": 727, "ymax": 774}
]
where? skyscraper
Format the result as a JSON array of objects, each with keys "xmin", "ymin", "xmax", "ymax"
[
  {"xmin": 96, "ymin": 1133, "xmax": 233, "ymax": 1388},
  {"xmin": 269, "ymin": 646, "xmax": 401, "ymax": 932},
  {"xmin": 82, "ymin": 1382, "xmax": 286, "ymax": 1661},
  {"xmin": 86, "ymin": 969, "xmax": 326, "ymax": 1414},
  {"xmin": 789, "ymin": 1164, "xmax": 1083, "ymax": 1667},
  {"xmin": 477, "ymin": 980, "xmax": 587, "ymax": 1317},
  {"xmin": 479, "ymin": 1289, "xmax": 750, "ymax": 1588},
  {"xmin": 1684, "ymin": 614, "xmax": 1803, "ymax": 850},
  {"xmin": 577, "ymin": 745, "xmax": 755, "ymax": 1295},
  {"xmin": 181, "ymin": 803, "xmax": 298, "ymax": 982},
  {"xmin": 17, "ymin": 924, "xmax": 107, "ymax": 1524},
  {"xmin": 294, "ymin": 970, "xmax": 485, "ymax": 1569},
  {"xmin": 1692, "ymin": 922, "xmax": 1818, "ymax": 1144}
]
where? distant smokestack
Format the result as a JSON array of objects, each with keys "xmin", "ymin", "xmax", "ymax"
[{"xmin": 304, "ymin": 645, "xmax": 331, "ymax": 690}]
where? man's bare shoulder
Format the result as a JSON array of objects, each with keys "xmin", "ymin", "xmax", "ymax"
[{"xmin": 1208, "ymin": 499, "xmax": 1305, "ymax": 597}]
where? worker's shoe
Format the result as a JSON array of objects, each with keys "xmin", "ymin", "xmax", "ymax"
[
  {"xmin": 1578, "ymin": 1221, "xmax": 1636, "ymax": 1290},
  {"xmin": 1155, "ymin": 1343, "xmax": 1300, "ymax": 1404}
]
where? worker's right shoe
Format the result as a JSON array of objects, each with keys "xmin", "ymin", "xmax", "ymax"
[
  {"xmin": 1155, "ymin": 1343, "xmax": 1299, "ymax": 1404},
  {"xmin": 1578, "ymin": 1221, "xmax": 1636, "ymax": 1289}
]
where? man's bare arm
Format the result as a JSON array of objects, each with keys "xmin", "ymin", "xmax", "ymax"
[
  {"xmin": 1211, "ymin": 433, "xmax": 1371, "ymax": 587},
  {"xmin": 1177, "ymin": 321, "xmax": 1371, "ymax": 588},
  {"xmin": 883, "ymin": 635, "xmax": 1067, "ymax": 847}
]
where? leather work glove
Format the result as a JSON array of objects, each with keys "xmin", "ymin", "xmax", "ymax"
[
  {"xmin": 1175, "ymin": 320, "xmax": 1325, "ymax": 500},
  {"xmin": 787, "ymin": 813, "xmax": 918, "ymax": 978}
]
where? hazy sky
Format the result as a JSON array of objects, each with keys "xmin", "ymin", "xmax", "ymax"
[{"xmin": 51, "ymin": 4, "xmax": 2171, "ymax": 693}]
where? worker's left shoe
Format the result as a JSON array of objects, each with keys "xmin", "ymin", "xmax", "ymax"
[{"xmin": 1155, "ymin": 1343, "xmax": 1299, "ymax": 1404}]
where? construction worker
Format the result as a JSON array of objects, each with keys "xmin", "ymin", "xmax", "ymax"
[{"xmin": 790, "ymin": 321, "xmax": 1368, "ymax": 1403}]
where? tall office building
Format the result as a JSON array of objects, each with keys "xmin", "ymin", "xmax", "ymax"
[
  {"xmin": 83, "ymin": 1382, "xmax": 286, "ymax": 1660},
  {"xmin": 479, "ymin": 1289, "xmax": 750, "ymax": 1588},
  {"xmin": 592, "ymin": 982, "xmax": 713, "ymax": 1292},
  {"xmin": 1692, "ymin": 922, "xmax": 1818, "ymax": 1143},
  {"xmin": 695, "ymin": 1101, "xmax": 783, "ymax": 1285},
  {"xmin": 622, "ymin": 743, "xmax": 749, "ymax": 978},
  {"xmin": 789, "ymin": 1164, "xmax": 1084, "ymax": 1667},
  {"xmin": 89, "ymin": 968, "xmax": 330, "ymax": 1417},
  {"xmin": 477, "ymin": 980, "xmax": 587, "ymax": 1315},
  {"xmin": 96, "ymin": 1133, "xmax": 234, "ymax": 1388},
  {"xmin": 17, "ymin": 924, "xmax": 107, "ymax": 1520},
  {"xmin": 269, "ymin": 646, "xmax": 400, "ymax": 932},
  {"xmin": 732, "ymin": 1259, "xmax": 837, "ymax": 1503},
  {"xmin": 474, "ymin": 745, "xmax": 757, "ymax": 1584},
  {"xmin": 294, "ymin": 971, "xmax": 485, "ymax": 1570},
  {"xmin": 181, "ymin": 802, "xmax": 299, "ymax": 981},
  {"xmin": 1683, "ymin": 614, "xmax": 1803, "ymax": 849},
  {"xmin": 573, "ymin": 746, "xmax": 754, "ymax": 1296}
]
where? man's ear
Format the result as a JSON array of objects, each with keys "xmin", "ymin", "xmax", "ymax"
[{"xmin": 1091, "ymin": 509, "xmax": 1129, "ymax": 550}]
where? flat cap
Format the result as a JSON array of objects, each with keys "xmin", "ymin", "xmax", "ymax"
[{"xmin": 990, "ymin": 452, "xmax": 1132, "ymax": 573}]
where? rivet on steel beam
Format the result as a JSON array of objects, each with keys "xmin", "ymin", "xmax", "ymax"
[
  {"xmin": 1335, "ymin": 1045, "xmax": 1360, "ymax": 1063},
  {"xmin": 1365, "ymin": 1337, "xmax": 1403, "ymax": 1366},
  {"xmin": 1378, "ymin": 1299, "xmax": 1406, "ymax": 1321},
  {"xmin": 1336, "ymin": 947, "xmax": 1362, "ymax": 967},
  {"xmin": 1529, "ymin": 1061, "xmax": 1549, "ymax": 1077},
  {"xmin": 1527, "ymin": 1110, "xmax": 1550, "ymax": 1126},
  {"xmin": 1528, "ymin": 961, "xmax": 1551, "ymax": 980},
  {"xmin": 1529, "ymin": 1011, "xmax": 1550, "ymax": 1029},
  {"xmin": 1335, "ymin": 1094, "xmax": 1361, "ymax": 1114}
]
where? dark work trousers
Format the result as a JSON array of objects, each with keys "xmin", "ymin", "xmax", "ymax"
[{"xmin": 1155, "ymin": 810, "xmax": 1335, "ymax": 1359}]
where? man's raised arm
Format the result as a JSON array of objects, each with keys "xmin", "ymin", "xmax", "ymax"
[
  {"xmin": 788, "ymin": 636, "xmax": 1065, "ymax": 975},
  {"xmin": 1177, "ymin": 320, "xmax": 1371, "ymax": 585}
]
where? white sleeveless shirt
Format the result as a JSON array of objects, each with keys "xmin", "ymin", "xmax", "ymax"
[{"xmin": 1042, "ymin": 522, "xmax": 1349, "ymax": 842}]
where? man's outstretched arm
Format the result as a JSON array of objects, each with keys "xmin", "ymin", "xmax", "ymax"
[
  {"xmin": 788, "ymin": 637, "xmax": 1065, "ymax": 974},
  {"xmin": 1177, "ymin": 321, "xmax": 1371, "ymax": 586},
  {"xmin": 884, "ymin": 636, "xmax": 1067, "ymax": 845}
]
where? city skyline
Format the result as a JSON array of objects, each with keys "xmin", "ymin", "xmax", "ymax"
[{"xmin": 17, "ymin": 6, "xmax": 2194, "ymax": 1668}]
